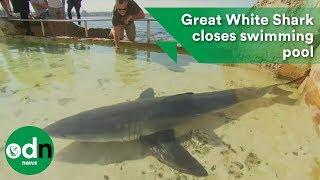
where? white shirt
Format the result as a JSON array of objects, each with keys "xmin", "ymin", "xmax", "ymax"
[{"xmin": 47, "ymin": 0, "xmax": 63, "ymax": 8}]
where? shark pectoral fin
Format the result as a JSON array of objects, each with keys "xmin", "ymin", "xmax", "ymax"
[
  {"xmin": 139, "ymin": 88, "xmax": 155, "ymax": 99},
  {"xmin": 139, "ymin": 129, "xmax": 208, "ymax": 177}
]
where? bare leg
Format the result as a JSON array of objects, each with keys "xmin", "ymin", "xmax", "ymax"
[
  {"xmin": 4, "ymin": 0, "xmax": 12, "ymax": 15},
  {"xmin": 1, "ymin": 1, "xmax": 10, "ymax": 16},
  {"xmin": 110, "ymin": 26, "xmax": 124, "ymax": 48}
]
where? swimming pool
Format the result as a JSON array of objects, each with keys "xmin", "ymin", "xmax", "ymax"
[{"xmin": 0, "ymin": 36, "xmax": 318, "ymax": 180}]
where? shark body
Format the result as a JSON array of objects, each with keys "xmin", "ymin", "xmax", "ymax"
[{"xmin": 45, "ymin": 84, "xmax": 290, "ymax": 177}]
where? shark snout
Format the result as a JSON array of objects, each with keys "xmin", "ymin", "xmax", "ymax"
[
  {"xmin": 44, "ymin": 123, "xmax": 67, "ymax": 138},
  {"xmin": 44, "ymin": 120, "xmax": 79, "ymax": 139}
]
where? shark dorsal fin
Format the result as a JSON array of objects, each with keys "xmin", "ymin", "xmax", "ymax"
[{"xmin": 139, "ymin": 88, "xmax": 155, "ymax": 99}]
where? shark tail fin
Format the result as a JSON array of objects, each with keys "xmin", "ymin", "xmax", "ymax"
[{"xmin": 140, "ymin": 130, "xmax": 208, "ymax": 177}]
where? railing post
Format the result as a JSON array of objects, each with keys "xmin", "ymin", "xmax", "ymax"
[
  {"xmin": 84, "ymin": 20, "xmax": 88, "ymax": 38},
  {"xmin": 147, "ymin": 19, "xmax": 151, "ymax": 43},
  {"xmin": 40, "ymin": 21, "xmax": 45, "ymax": 36}
]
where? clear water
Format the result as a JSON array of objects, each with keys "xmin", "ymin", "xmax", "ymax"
[{"xmin": 0, "ymin": 37, "xmax": 319, "ymax": 180}]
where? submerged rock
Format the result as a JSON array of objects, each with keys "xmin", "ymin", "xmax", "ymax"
[
  {"xmin": 301, "ymin": 64, "xmax": 320, "ymax": 136},
  {"xmin": 278, "ymin": 64, "xmax": 311, "ymax": 80},
  {"xmin": 244, "ymin": 152, "xmax": 261, "ymax": 170},
  {"xmin": 227, "ymin": 163, "xmax": 244, "ymax": 178}
]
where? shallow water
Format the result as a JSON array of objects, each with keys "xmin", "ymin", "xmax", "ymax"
[{"xmin": 0, "ymin": 37, "xmax": 319, "ymax": 180}]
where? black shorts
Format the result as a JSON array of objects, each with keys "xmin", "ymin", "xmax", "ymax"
[
  {"xmin": 67, "ymin": 0, "xmax": 81, "ymax": 6},
  {"xmin": 11, "ymin": 0, "xmax": 30, "ymax": 13}
]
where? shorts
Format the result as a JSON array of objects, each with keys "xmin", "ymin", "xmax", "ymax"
[
  {"xmin": 48, "ymin": 7, "xmax": 65, "ymax": 19},
  {"xmin": 67, "ymin": 0, "xmax": 81, "ymax": 7}
]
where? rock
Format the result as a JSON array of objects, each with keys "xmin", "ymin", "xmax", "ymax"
[
  {"xmin": 210, "ymin": 164, "xmax": 216, "ymax": 172},
  {"xmin": 227, "ymin": 163, "xmax": 243, "ymax": 178},
  {"xmin": 58, "ymin": 98, "xmax": 75, "ymax": 106},
  {"xmin": 0, "ymin": 18, "xmax": 19, "ymax": 35},
  {"xmin": 232, "ymin": 161, "xmax": 244, "ymax": 170},
  {"xmin": 254, "ymin": 0, "xmax": 303, "ymax": 7},
  {"xmin": 157, "ymin": 172, "xmax": 163, "ymax": 178},
  {"xmin": 278, "ymin": 64, "xmax": 311, "ymax": 80},
  {"xmin": 44, "ymin": 73, "xmax": 54, "ymax": 78},
  {"xmin": 0, "ymin": 17, "xmax": 110, "ymax": 38},
  {"xmin": 301, "ymin": 64, "xmax": 320, "ymax": 136},
  {"xmin": 244, "ymin": 152, "xmax": 261, "ymax": 170}
]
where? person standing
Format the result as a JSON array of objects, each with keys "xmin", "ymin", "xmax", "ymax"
[
  {"xmin": 67, "ymin": 0, "xmax": 82, "ymax": 25},
  {"xmin": 30, "ymin": 0, "xmax": 49, "ymax": 19},
  {"xmin": 46, "ymin": 0, "xmax": 65, "ymax": 19},
  {"xmin": 11, "ymin": 0, "xmax": 34, "ymax": 36},
  {"xmin": 46, "ymin": 0, "xmax": 66, "ymax": 35},
  {"xmin": 0, "ymin": 0, "xmax": 12, "ymax": 16},
  {"xmin": 110, "ymin": 0, "xmax": 145, "ymax": 48}
]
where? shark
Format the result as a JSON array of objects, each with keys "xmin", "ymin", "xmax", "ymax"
[{"xmin": 44, "ymin": 80, "xmax": 299, "ymax": 177}]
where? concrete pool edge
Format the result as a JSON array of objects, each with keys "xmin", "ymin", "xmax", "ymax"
[{"xmin": 5, "ymin": 34, "xmax": 188, "ymax": 55}]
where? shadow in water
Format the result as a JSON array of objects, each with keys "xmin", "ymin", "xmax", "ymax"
[
  {"xmin": 56, "ymin": 140, "xmax": 149, "ymax": 165},
  {"xmin": 115, "ymin": 47, "xmax": 193, "ymax": 73},
  {"xmin": 56, "ymin": 84, "xmax": 297, "ymax": 167},
  {"xmin": 149, "ymin": 52, "xmax": 193, "ymax": 73},
  {"xmin": 180, "ymin": 84, "xmax": 297, "ymax": 147},
  {"xmin": 181, "ymin": 95, "xmax": 297, "ymax": 148}
]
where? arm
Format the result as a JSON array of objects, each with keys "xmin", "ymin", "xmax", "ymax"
[
  {"xmin": 131, "ymin": 11, "xmax": 145, "ymax": 20},
  {"xmin": 112, "ymin": 13, "xmax": 122, "ymax": 49},
  {"xmin": 125, "ymin": 11, "xmax": 145, "ymax": 25},
  {"xmin": 125, "ymin": 2, "xmax": 145, "ymax": 24},
  {"xmin": 113, "ymin": 26, "xmax": 122, "ymax": 49}
]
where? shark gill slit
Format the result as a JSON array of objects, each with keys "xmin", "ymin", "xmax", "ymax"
[
  {"xmin": 125, "ymin": 119, "xmax": 131, "ymax": 141},
  {"xmin": 135, "ymin": 119, "xmax": 141, "ymax": 140},
  {"xmin": 133, "ymin": 119, "xmax": 137, "ymax": 141},
  {"xmin": 135, "ymin": 119, "xmax": 139, "ymax": 140},
  {"xmin": 129, "ymin": 120, "xmax": 133, "ymax": 141}
]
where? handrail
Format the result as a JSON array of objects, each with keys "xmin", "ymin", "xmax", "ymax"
[
  {"xmin": 7, "ymin": 17, "xmax": 155, "ymax": 22},
  {"xmin": 5, "ymin": 17, "xmax": 156, "ymax": 42}
]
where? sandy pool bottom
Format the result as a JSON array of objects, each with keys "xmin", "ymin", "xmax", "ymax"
[{"xmin": 0, "ymin": 39, "xmax": 319, "ymax": 180}]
